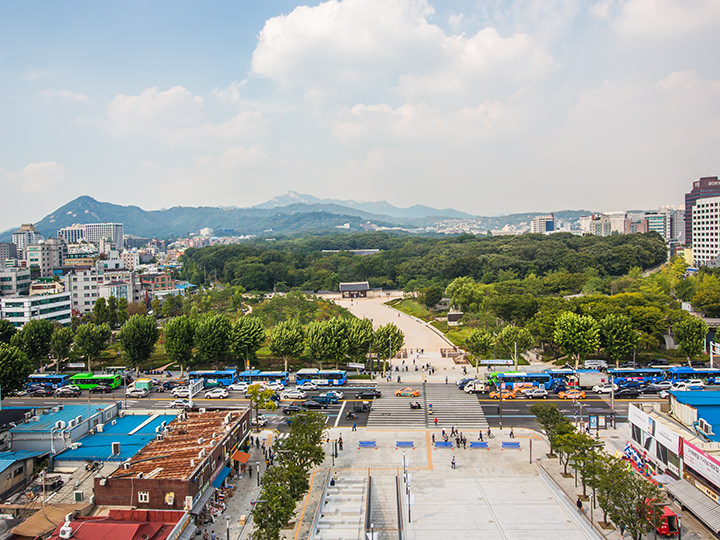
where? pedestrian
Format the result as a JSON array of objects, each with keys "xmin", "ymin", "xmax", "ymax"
[
  {"xmin": 202, "ymin": 530, "xmax": 209, "ymax": 540},
  {"xmin": 451, "ymin": 456, "xmax": 456, "ymax": 469},
  {"xmin": 249, "ymin": 436, "xmax": 253, "ymax": 446},
  {"xmin": 576, "ymin": 497, "xmax": 583, "ymax": 513},
  {"xmin": 339, "ymin": 435, "xmax": 343, "ymax": 451},
  {"xmin": 432, "ymin": 434, "xmax": 435, "ymax": 443},
  {"xmin": 352, "ymin": 422, "xmax": 357, "ymax": 431},
  {"xmin": 428, "ymin": 403, "xmax": 432, "ymax": 413},
  {"xmin": 211, "ymin": 531, "xmax": 216, "ymax": 540},
  {"xmin": 463, "ymin": 438, "xmax": 467, "ymax": 449},
  {"xmin": 434, "ymin": 417, "xmax": 438, "ymax": 427},
  {"xmin": 478, "ymin": 431, "xmax": 483, "ymax": 442},
  {"xmin": 256, "ymin": 438, "xmax": 260, "ymax": 448},
  {"xmin": 248, "ymin": 464, "xmax": 252, "ymax": 477},
  {"xmin": 509, "ymin": 427, "xmax": 515, "ymax": 439},
  {"xmin": 445, "ymin": 376, "xmax": 448, "ymax": 384}
]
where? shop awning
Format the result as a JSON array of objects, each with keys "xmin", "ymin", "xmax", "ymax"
[
  {"xmin": 211, "ymin": 466, "xmax": 232, "ymax": 488},
  {"xmin": 232, "ymin": 450, "xmax": 250, "ymax": 464},
  {"xmin": 190, "ymin": 487, "xmax": 215, "ymax": 515},
  {"xmin": 665, "ymin": 479, "xmax": 720, "ymax": 534}
]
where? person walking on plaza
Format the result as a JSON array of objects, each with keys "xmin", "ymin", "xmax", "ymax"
[
  {"xmin": 445, "ymin": 376, "xmax": 448, "ymax": 384},
  {"xmin": 509, "ymin": 427, "xmax": 515, "ymax": 439},
  {"xmin": 352, "ymin": 422, "xmax": 357, "ymax": 431},
  {"xmin": 339, "ymin": 435, "xmax": 343, "ymax": 451},
  {"xmin": 576, "ymin": 497, "xmax": 583, "ymax": 513},
  {"xmin": 434, "ymin": 417, "xmax": 438, "ymax": 427},
  {"xmin": 451, "ymin": 456, "xmax": 456, "ymax": 469},
  {"xmin": 478, "ymin": 431, "xmax": 483, "ymax": 441}
]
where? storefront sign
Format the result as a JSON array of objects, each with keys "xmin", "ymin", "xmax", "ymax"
[
  {"xmin": 683, "ymin": 439, "xmax": 720, "ymax": 490},
  {"xmin": 654, "ymin": 422, "xmax": 680, "ymax": 454}
]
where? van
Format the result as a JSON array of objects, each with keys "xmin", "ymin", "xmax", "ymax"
[{"xmin": 583, "ymin": 360, "xmax": 607, "ymax": 370}]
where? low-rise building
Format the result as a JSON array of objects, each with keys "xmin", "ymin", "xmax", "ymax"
[
  {"xmin": 0, "ymin": 243, "xmax": 17, "ymax": 267},
  {"xmin": 29, "ymin": 278, "xmax": 64, "ymax": 296},
  {"xmin": 24, "ymin": 238, "xmax": 67, "ymax": 278},
  {"xmin": 339, "ymin": 281, "xmax": 370, "ymax": 298},
  {"xmin": 0, "ymin": 267, "xmax": 31, "ymax": 297},
  {"xmin": 46, "ymin": 508, "xmax": 187, "ymax": 540},
  {"xmin": 0, "ymin": 451, "xmax": 47, "ymax": 499},
  {"xmin": 0, "ymin": 292, "xmax": 71, "ymax": 327},
  {"xmin": 141, "ymin": 272, "xmax": 173, "ymax": 293}
]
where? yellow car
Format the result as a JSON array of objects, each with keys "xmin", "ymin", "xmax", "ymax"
[
  {"xmin": 558, "ymin": 389, "xmax": 586, "ymax": 400},
  {"xmin": 489, "ymin": 389, "xmax": 516, "ymax": 400},
  {"xmin": 395, "ymin": 387, "xmax": 420, "ymax": 397}
]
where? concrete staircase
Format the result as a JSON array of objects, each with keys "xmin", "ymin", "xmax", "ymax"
[{"xmin": 313, "ymin": 476, "xmax": 367, "ymax": 540}]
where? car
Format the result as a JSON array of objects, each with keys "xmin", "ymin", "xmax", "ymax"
[
  {"xmin": 172, "ymin": 387, "xmax": 191, "ymax": 398},
  {"xmin": 28, "ymin": 386, "xmax": 54, "ymax": 397},
  {"xmin": 619, "ymin": 362, "xmax": 638, "ymax": 369},
  {"xmin": 456, "ymin": 377, "xmax": 475, "ymax": 390},
  {"xmin": 355, "ymin": 389, "xmax": 382, "ymax": 399},
  {"xmin": 301, "ymin": 399, "xmax": 326, "ymax": 409},
  {"xmin": 55, "ymin": 386, "xmax": 80, "ymax": 398},
  {"xmin": 204, "ymin": 388, "xmax": 229, "ymax": 399},
  {"xmin": 89, "ymin": 384, "xmax": 113, "ymax": 394},
  {"xmin": 395, "ymin": 387, "xmax": 420, "ymax": 397},
  {"xmin": 283, "ymin": 404, "xmax": 303, "ymax": 415},
  {"xmin": 280, "ymin": 389, "xmax": 307, "ymax": 400},
  {"xmin": 489, "ymin": 389, "xmax": 516, "ymax": 400},
  {"xmin": 168, "ymin": 399, "xmax": 190, "ymax": 408},
  {"xmin": 319, "ymin": 390, "xmax": 343, "ymax": 400},
  {"xmin": 162, "ymin": 381, "xmax": 181, "ymax": 391},
  {"xmin": 690, "ymin": 360, "xmax": 706, "ymax": 367},
  {"xmin": 126, "ymin": 388, "xmax": 149, "ymax": 398},
  {"xmin": 669, "ymin": 381, "xmax": 704, "ymax": 391},
  {"xmin": 265, "ymin": 381, "xmax": 285, "ymax": 392},
  {"xmin": 592, "ymin": 383, "xmax": 619, "ymax": 394},
  {"xmin": 650, "ymin": 358, "xmax": 669, "ymax": 367},
  {"xmin": 644, "ymin": 381, "xmax": 673, "ymax": 393},
  {"xmin": 252, "ymin": 415, "xmax": 268, "ymax": 428},
  {"xmin": 313, "ymin": 394, "xmax": 338, "ymax": 404},
  {"xmin": 686, "ymin": 379, "xmax": 706, "ymax": 388},
  {"xmin": 228, "ymin": 382, "xmax": 250, "ymax": 392},
  {"xmin": 558, "ymin": 389, "xmax": 586, "ymax": 400},
  {"xmin": 296, "ymin": 381, "xmax": 318, "ymax": 391},
  {"xmin": 614, "ymin": 387, "xmax": 641, "ymax": 398},
  {"xmin": 523, "ymin": 388, "xmax": 549, "ymax": 399}
]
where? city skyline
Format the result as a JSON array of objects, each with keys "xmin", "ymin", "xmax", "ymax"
[{"xmin": 1, "ymin": 0, "xmax": 719, "ymax": 231}]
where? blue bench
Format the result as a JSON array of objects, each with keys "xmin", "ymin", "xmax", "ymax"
[
  {"xmin": 434, "ymin": 441, "xmax": 453, "ymax": 449},
  {"xmin": 396, "ymin": 441, "xmax": 414, "ymax": 449},
  {"xmin": 470, "ymin": 441, "xmax": 489, "ymax": 450},
  {"xmin": 501, "ymin": 441, "xmax": 521, "ymax": 451},
  {"xmin": 358, "ymin": 441, "xmax": 377, "ymax": 449}
]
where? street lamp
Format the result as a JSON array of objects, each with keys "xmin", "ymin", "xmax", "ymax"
[
  {"xmin": 256, "ymin": 461, "xmax": 261, "ymax": 486},
  {"xmin": 225, "ymin": 517, "xmax": 230, "ymax": 540}
]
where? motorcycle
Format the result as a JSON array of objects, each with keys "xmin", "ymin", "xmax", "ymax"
[{"xmin": 345, "ymin": 411, "xmax": 357, "ymax": 420}]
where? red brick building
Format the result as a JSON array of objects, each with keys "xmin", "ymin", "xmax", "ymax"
[
  {"xmin": 140, "ymin": 273, "xmax": 173, "ymax": 292},
  {"xmin": 47, "ymin": 509, "xmax": 186, "ymax": 540},
  {"xmin": 94, "ymin": 410, "xmax": 250, "ymax": 511}
]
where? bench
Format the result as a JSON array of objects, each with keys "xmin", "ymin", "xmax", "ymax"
[
  {"xmin": 358, "ymin": 441, "xmax": 377, "ymax": 449},
  {"xmin": 501, "ymin": 441, "xmax": 521, "ymax": 451},
  {"xmin": 434, "ymin": 441, "xmax": 453, "ymax": 449},
  {"xmin": 469, "ymin": 441, "xmax": 489, "ymax": 450},
  {"xmin": 396, "ymin": 441, "xmax": 415, "ymax": 449}
]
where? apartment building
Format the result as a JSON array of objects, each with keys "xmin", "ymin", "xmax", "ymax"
[
  {"xmin": 0, "ymin": 268, "xmax": 31, "ymax": 297},
  {"xmin": 0, "ymin": 292, "xmax": 72, "ymax": 327},
  {"xmin": 11, "ymin": 224, "xmax": 43, "ymax": 255},
  {"xmin": 0, "ymin": 243, "xmax": 17, "ymax": 267},
  {"xmin": 63, "ymin": 267, "xmax": 100, "ymax": 314},
  {"xmin": 58, "ymin": 223, "xmax": 124, "ymax": 248},
  {"xmin": 24, "ymin": 238, "xmax": 67, "ymax": 278}
]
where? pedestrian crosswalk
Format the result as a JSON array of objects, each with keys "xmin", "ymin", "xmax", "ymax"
[{"xmin": 366, "ymin": 382, "xmax": 488, "ymax": 430}]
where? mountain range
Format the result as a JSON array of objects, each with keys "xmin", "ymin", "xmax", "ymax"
[{"xmin": 0, "ymin": 193, "xmax": 594, "ymax": 241}]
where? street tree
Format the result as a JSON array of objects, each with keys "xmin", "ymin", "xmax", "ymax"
[
  {"xmin": 246, "ymin": 383, "xmax": 277, "ymax": 432},
  {"xmin": 599, "ymin": 314, "xmax": 639, "ymax": 368},
  {"xmin": 0, "ymin": 320, "xmax": 17, "ymax": 345},
  {"xmin": 345, "ymin": 318, "xmax": 374, "ymax": 365},
  {"xmin": 529, "ymin": 402, "xmax": 572, "ymax": 457},
  {"xmin": 118, "ymin": 315, "xmax": 160, "ymax": 369},
  {"xmin": 608, "ymin": 468, "xmax": 665, "ymax": 539},
  {"xmin": 673, "ymin": 316, "xmax": 708, "ymax": 363},
  {"xmin": 268, "ymin": 320, "xmax": 304, "ymax": 372},
  {"xmin": 0, "ymin": 344, "xmax": 33, "ymax": 395},
  {"xmin": 93, "ymin": 297, "xmax": 109, "ymax": 325},
  {"xmin": 73, "ymin": 323, "xmax": 111, "ymax": 371},
  {"xmin": 50, "ymin": 327, "xmax": 74, "ymax": 368},
  {"xmin": 465, "ymin": 328, "xmax": 494, "ymax": 372},
  {"xmin": 420, "ymin": 285, "xmax": 444, "ymax": 308},
  {"xmin": 251, "ymin": 470, "xmax": 297, "ymax": 540},
  {"xmin": 277, "ymin": 411, "xmax": 327, "ymax": 471},
  {"xmin": 163, "ymin": 315, "xmax": 196, "ymax": 375},
  {"xmin": 325, "ymin": 318, "xmax": 349, "ymax": 369},
  {"xmin": 194, "ymin": 314, "xmax": 231, "ymax": 368},
  {"xmin": 229, "ymin": 317, "xmax": 266, "ymax": 370},
  {"xmin": 554, "ymin": 312, "xmax": 600, "ymax": 368},
  {"xmin": 13, "ymin": 319, "xmax": 54, "ymax": 368},
  {"xmin": 304, "ymin": 320, "xmax": 334, "ymax": 369},
  {"xmin": 117, "ymin": 297, "xmax": 129, "ymax": 325},
  {"xmin": 106, "ymin": 296, "xmax": 119, "ymax": 329},
  {"xmin": 372, "ymin": 323, "xmax": 405, "ymax": 372},
  {"xmin": 494, "ymin": 325, "xmax": 533, "ymax": 366}
]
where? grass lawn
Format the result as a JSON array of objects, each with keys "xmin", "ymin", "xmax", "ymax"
[{"xmin": 386, "ymin": 298, "xmax": 436, "ymax": 321}]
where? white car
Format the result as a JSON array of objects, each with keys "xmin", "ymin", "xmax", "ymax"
[
  {"xmin": 126, "ymin": 388, "xmax": 149, "ymax": 398},
  {"xmin": 670, "ymin": 381, "xmax": 704, "ymax": 392},
  {"xmin": 204, "ymin": 388, "xmax": 229, "ymax": 399},
  {"xmin": 266, "ymin": 381, "xmax": 285, "ymax": 392},
  {"xmin": 168, "ymin": 399, "xmax": 190, "ymax": 408},
  {"xmin": 523, "ymin": 388, "xmax": 549, "ymax": 399},
  {"xmin": 592, "ymin": 383, "xmax": 619, "ymax": 394},
  {"xmin": 296, "ymin": 381, "xmax": 318, "ymax": 391},
  {"xmin": 281, "ymin": 389, "xmax": 307, "ymax": 400},
  {"xmin": 686, "ymin": 379, "xmax": 706, "ymax": 388},
  {"xmin": 172, "ymin": 386, "xmax": 191, "ymax": 398},
  {"xmin": 319, "ymin": 390, "xmax": 344, "ymax": 400},
  {"xmin": 229, "ymin": 382, "xmax": 250, "ymax": 392}
]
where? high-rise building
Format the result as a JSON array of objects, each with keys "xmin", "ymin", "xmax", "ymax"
[
  {"xmin": 57, "ymin": 224, "xmax": 85, "ymax": 243},
  {"xmin": 0, "ymin": 243, "xmax": 17, "ymax": 267},
  {"xmin": 0, "ymin": 291, "xmax": 71, "ymax": 327},
  {"xmin": 645, "ymin": 212, "xmax": 671, "ymax": 240},
  {"xmin": 24, "ymin": 238, "xmax": 67, "ymax": 278},
  {"xmin": 685, "ymin": 176, "xmax": 720, "ymax": 247},
  {"xmin": 691, "ymin": 195, "xmax": 720, "ymax": 267},
  {"xmin": 11, "ymin": 224, "xmax": 43, "ymax": 255},
  {"xmin": 0, "ymin": 268, "xmax": 31, "ymax": 296},
  {"xmin": 530, "ymin": 214, "xmax": 555, "ymax": 234},
  {"xmin": 58, "ymin": 223, "xmax": 124, "ymax": 248}
]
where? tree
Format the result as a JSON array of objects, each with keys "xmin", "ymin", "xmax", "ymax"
[
  {"xmin": 74, "ymin": 323, "xmax": 111, "ymax": 371},
  {"xmin": 163, "ymin": 315, "xmax": 196, "ymax": 374},
  {"xmin": 608, "ymin": 468, "xmax": 665, "ymax": 540},
  {"xmin": 465, "ymin": 328, "xmax": 494, "ymax": 372},
  {"xmin": 127, "ymin": 301, "xmax": 148, "ymax": 317},
  {"xmin": 420, "ymin": 285, "xmax": 444, "ymax": 308},
  {"xmin": 251, "ymin": 468, "xmax": 297, "ymax": 540},
  {"xmin": 494, "ymin": 325, "xmax": 533, "ymax": 366},
  {"xmin": 0, "ymin": 344, "xmax": 32, "ymax": 395},
  {"xmin": 93, "ymin": 298, "xmax": 109, "ymax": 325},
  {"xmin": 693, "ymin": 274, "xmax": 720, "ymax": 317},
  {"xmin": 50, "ymin": 327, "xmax": 74, "ymax": 368},
  {"xmin": 595, "ymin": 454, "xmax": 627, "ymax": 526},
  {"xmin": 554, "ymin": 312, "xmax": 600, "ymax": 369},
  {"xmin": 529, "ymin": 402, "xmax": 572, "ymax": 457},
  {"xmin": 345, "ymin": 318, "xmax": 374, "ymax": 365},
  {"xmin": 372, "ymin": 323, "xmax": 405, "ymax": 372},
  {"xmin": 117, "ymin": 297, "xmax": 129, "ymax": 325},
  {"xmin": 246, "ymin": 383, "xmax": 277, "ymax": 432},
  {"xmin": 194, "ymin": 314, "xmax": 231, "ymax": 367},
  {"xmin": 304, "ymin": 321, "xmax": 333, "ymax": 369},
  {"xmin": 599, "ymin": 314, "xmax": 639, "ymax": 368},
  {"xmin": 268, "ymin": 320, "xmax": 304, "ymax": 372},
  {"xmin": 673, "ymin": 316, "xmax": 708, "ymax": 362},
  {"xmin": 0, "ymin": 320, "xmax": 17, "ymax": 345},
  {"xmin": 325, "ymin": 318, "xmax": 349, "ymax": 369},
  {"xmin": 229, "ymin": 317, "xmax": 266, "ymax": 370},
  {"xmin": 277, "ymin": 411, "xmax": 327, "ymax": 471},
  {"xmin": 118, "ymin": 315, "xmax": 159, "ymax": 369},
  {"xmin": 13, "ymin": 319, "xmax": 54, "ymax": 368},
  {"xmin": 106, "ymin": 296, "xmax": 118, "ymax": 329}
]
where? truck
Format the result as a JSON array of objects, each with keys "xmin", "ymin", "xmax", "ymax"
[
  {"xmin": 572, "ymin": 370, "xmax": 608, "ymax": 390},
  {"xmin": 463, "ymin": 380, "xmax": 490, "ymax": 394}
]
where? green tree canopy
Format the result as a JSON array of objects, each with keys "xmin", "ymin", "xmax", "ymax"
[
  {"xmin": 50, "ymin": 327, "xmax": 74, "ymax": 366},
  {"xmin": 106, "ymin": 296, "xmax": 119, "ymax": 328},
  {"xmin": 0, "ymin": 320, "xmax": 17, "ymax": 345},
  {"xmin": 599, "ymin": 314, "xmax": 638, "ymax": 368},
  {"xmin": 194, "ymin": 314, "xmax": 231, "ymax": 367},
  {"xmin": 93, "ymin": 297, "xmax": 109, "ymax": 325},
  {"xmin": 246, "ymin": 383, "xmax": 277, "ymax": 432},
  {"xmin": 13, "ymin": 319, "xmax": 54, "ymax": 368},
  {"xmin": 372, "ymin": 323, "xmax": 405, "ymax": 369},
  {"xmin": 553, "ymin": 311, "xmax": 600, "ymax": 368},
  {"xmin": 163, "ymin": 315, "xmax": 196, "ymax": 374},
  {"xmin": 229, "ymin": 317, "xmax": 266, "ymax": 369},
  {"xmin": 73, "ymin": 323, "xmax": 111, "ymax": 371},
  {"xmin": 0, "ymin": 344, "xmax": 32, "ymax": 395},
  {"xmin": 118, "ymin": 315, "xmax": 160, "ymax": 369},
  {"xmin": 420, "ymin": 285, "xmax": 444, "ymax": 308},
  {"xmin": 494, "ymin": 325, "xmax": 533, "ymax": 365},
  {"xmin": 673, "ymin": 316, "xmax": 708, "ymax": 361},
  {"xmin": 268, "ymin": 320, "xmax": 305, "ymax": 372}
]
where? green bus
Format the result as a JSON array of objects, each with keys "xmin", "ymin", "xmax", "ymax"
[{"xmin": 69, "ymin": 373, "xmax": 122, "ymax": 389}]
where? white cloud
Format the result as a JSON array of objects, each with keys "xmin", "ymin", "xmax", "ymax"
[
  {"xmin": 213, "ymin": 80, "xmax": 248, "ymax": 103},
  {"xmin": 39, "ymin": 89, "xmax": 89, "ymax": 102},
  {"xmin": 606, "ymin": 0, "xmax": 720, "ymax": 39},
  {"xmin": 6, "ymin": 162, "xmax": 64, "ymax": 193},
  {"xmin": 195, "ymin": 145, "xmax": 268, "ymax": 171},
  {"xmin": 161, "ymin": 111, "xmax": 265, "ymax": 148}
]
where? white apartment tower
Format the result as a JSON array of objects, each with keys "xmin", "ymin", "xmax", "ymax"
[
  {"xmin": 58, "ymin": 223, "xmax": 124, "ymax": 248},
  {"xmin": 691, "ymin": 196, "xmax": 720, "ymax": 267}
]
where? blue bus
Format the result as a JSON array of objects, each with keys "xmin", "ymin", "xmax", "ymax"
[
  {"xmin": 665, "ymin": 367, "xmax": 720, "ymax": 384},
  {"xmin": 236, "ymin": 370, "xmax": 290, "ymax": 386},
  {"xmin": 187, "ymin": 370, "xmax": 237, "ymax": 388},
  {"xmin": 295, "ymin": 369, "xmax": 347, "ymax": 386},
  {"xmin": 496, "ymin": 372, "xmax": 552, "ymax": 390},
  {"xmin": 607, "ymin": 368, "xmax": 666, "ymax": 384},
  {"xmin": 27, "ymin": 373, "xmax": 71, "ymax": 389}
]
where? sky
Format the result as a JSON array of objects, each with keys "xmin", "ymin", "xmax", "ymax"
[{"xmin": 1, "ymin": 0, "xmax": 719, "ymax": 231}]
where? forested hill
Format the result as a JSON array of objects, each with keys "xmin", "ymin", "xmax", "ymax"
[{"xmin": 179, "ymin": 232, "xmax": 668, "ymax": 292}]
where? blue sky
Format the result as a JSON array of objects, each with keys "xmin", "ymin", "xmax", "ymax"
[{"xmin": 1, "ymin": 0, "xmax": 719, "ymax": 231}]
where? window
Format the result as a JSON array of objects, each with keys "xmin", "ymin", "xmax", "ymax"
[
  {"xmin": 138, "ymin": 491, "xmax": 149, "ymax": 503},
  {"xmin": 13, "ymin": 466, "xmax": 24, "ymax": 477}
]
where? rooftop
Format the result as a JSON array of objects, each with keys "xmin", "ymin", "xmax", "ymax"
[
  {"xmin": 109, "ymin": 410, "xmax": 246, "ymax": 481},
  {"xmin": 0, "ymin": 450, "xmax": 46, "ymax": 475},
  {"xmin": 339, "ymin": 281, "xmax": 370, "ymax": 291},
  {"xmin": 671, "ymin": 390, "xmax": 720, "ymax": 442},
  {"xmin": 55, "ymin": 414, "xmax": 178, "ymax": 463},
  {"xmin": 47, "ymin": 509, "xmax": 184, "ymax": 540},
  {"xmin": 10, "ymin": 404, "xmax": 115, "ymax": 433}
]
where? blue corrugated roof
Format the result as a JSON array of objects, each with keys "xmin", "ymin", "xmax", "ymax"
[
  {"xmin": 0, "ymin": 451, "xmax": 46, "ymax": 474},
  {"xmin": 671, "ymin": 391, "xmax": 720, "ymax": 441},
  {"xmin": 55, "ymin": 414, "xmax": 177, "ymax": 462},
  {"xmin": 10, "ymin": 404, "xmax": 115, "ymax": 433}
]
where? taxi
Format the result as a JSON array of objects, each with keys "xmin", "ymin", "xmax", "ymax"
[
  {"xmin": 489, "ymin": 389, "xmax": 516, "ymax": 400},
  {"xmin": 558, "ymin": 389, "xmax": 586, "ymax": 400},
  {"xmin": 395, "ymin": 387, "xmax": 420, "ymax": 397}
]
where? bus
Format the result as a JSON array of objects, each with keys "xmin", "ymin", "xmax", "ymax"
[
  {"xmin": 187, "ymin": 370, "xmax": 237, "ymax": 388},
  {"xmin": 69, "ymin": 373, "xmax": 122, "ymax": 389},
  {"xmin": 295, "ymin": 369, "xmax": 347, "ymax": 386},
  {"xmin": 237, "ymin": 370, "xmax": 290, "ymax": 386},
  {"xmin": 607, "ymin": 368, "xmax": 666, "ymax": 384},
  {"xmin": 665, "ymin": 367, "xmax": 720, "ymax": 385},
  {"xmin": 27, "ymin": 373, "xmax": 71, "ymax": 389},
  {"xmin": 494, "ymin": 372, "xmax": 553, "ymax": 391},
  {"xmin": 105, "ymin": 366, "xmax": 128, "ymax": 375}
]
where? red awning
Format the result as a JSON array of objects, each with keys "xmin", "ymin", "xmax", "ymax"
[{"xmin": 232, "ymin": 451, "xmax": 250, "ymax": 464}]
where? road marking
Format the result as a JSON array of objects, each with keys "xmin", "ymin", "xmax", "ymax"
[
  {"xmin": 334, "ymin": 401, "xmax": 346, "ymax": 428},
  {"xmin": 294, "ymin": 469, "xmax": 318, "ymax": 540}
]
